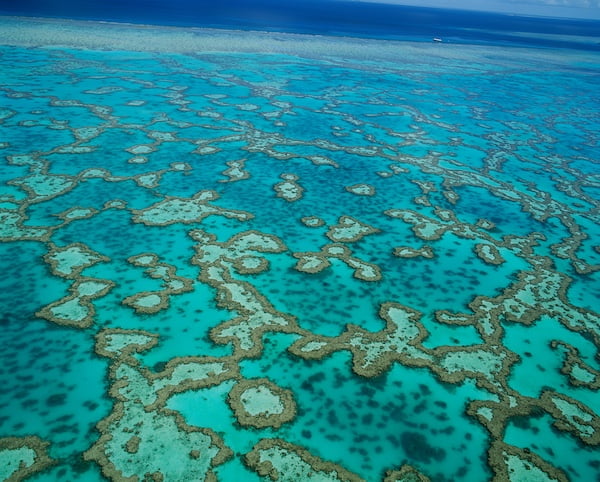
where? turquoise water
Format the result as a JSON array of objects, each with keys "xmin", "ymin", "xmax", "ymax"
[{"xmin": 1, "ymin": 17, "xmax": 599, "ymax": 482}]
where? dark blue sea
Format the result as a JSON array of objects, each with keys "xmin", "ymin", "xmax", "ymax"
[{"xmin": 1, "ymin": 0, "xmax": 600, "ymax": 50}]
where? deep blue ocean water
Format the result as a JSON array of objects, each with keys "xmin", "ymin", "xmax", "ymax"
[
  {"xmin": 0, "ymin": 4, "xmax": 599, "ymax": 482},
  {"xmin": 2, "ymin": 0, "xmax": 600, "ymax": 50}
]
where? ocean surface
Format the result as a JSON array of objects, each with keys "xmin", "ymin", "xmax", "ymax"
[
  {"xmin": 0, "ymin": 4, "xmax": 599, "ymax": 482},
  {"xmin": 2, "ymin": 1, "xmax": 600, "ymax": 49}
]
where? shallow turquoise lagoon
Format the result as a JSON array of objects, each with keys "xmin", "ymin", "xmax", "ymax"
[{"xmin": 0, "ymin": 17, "xmax": 599, "ymax": 482}]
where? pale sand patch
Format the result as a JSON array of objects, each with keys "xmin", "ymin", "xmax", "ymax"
[
  {"xmin": 171, "ymin": 162, "xmax": 190, "ymax": 171},
  {"xmin": 47, "ymin": 245, "xmax": 103, "ymax": 276},
  {"xmin": 130, "ymin": 254, "xmax": 156, "ymax": 266},
  {"xmin": 134, "ymin": 294, "xmax": 162, "ymax": 308},
  {"xmin": 274, "ymin": 174, "xmax": 303, "ymax": 202},
  {"xmin": 63, "ymin": 208, "xmax": 95, "ymax": 219},
  {"xmin": 393, "ymin": 245, "xmax": 434, "ymax": 259},
  {"xmin": 76, "ymin": 280, "xmax": 110, "ymax": 296},
  {"xmin": 74, "ymin": 127, "xmax": 100, "ymax": 140},
  {"xmin": 570, "ymin": 364, "xmax": 595, "ymax": 384},
  {"xmin": 102, "ymin": 332, "xmax": 157, "ymax": 355},
  {"xmin": 308, "ymin": 155, "xmax": 339, "ymax": 168},
  {"xmin": 477, "ymin": 406, "xmax": 494, "ymax": 422},
  {"xmin": 84, "ymin": 85, "xmax": 123, "ymax": 95},
  {"xmin": 220, "ymin": 159, "xmax": 249, "ymax": 182},
  {"xmin": 505, "ymin": 454, "xmax": 558, "ymax": 482},
  {"xmin": 148, "ymin": 131, "xmax": 176, "ymax": 142},
  {"xmin": 239, "ymin": 256, "xmax": 263, "ymax": 270},
  {"xmin": 50, "ymin": 297, "xmax": 87, "ymax": 321},
  {"xmin": 345, "ymin": 183, "xmax": 375, "ymax": 196},
  {"xmin": 324, "ymin": 245, "xmax": 347, "ymax": 256},
  {"xmin": 475, "ymin": 243, "xmax": 505, "ymax": 265},
  {"xmin": 126, "ymin": 144, "xmax": 155, "ymax": 155},
  {"xmin": 128, "ymin": 156, "xmax": 148, "ymax": 164},
  {"xmin": 133, "ymin": 193, "xmax": 252, "ymax": 226},
  {"xmin": 0, "ymin": 446, "xmax": 36, "ymax": 480},
  {"xmin": 549, "ymin": 396, "xmax": 594, "ymax": 436},
  {"xmin": 300, "ymin": 341, "xmax": 328, "ymax": 353},
  {"xmin": 135, "ymin": 173, "xmax": 159, "ymax": 188},
  {"xmin": 246, "ymin": 439, "xmax": 361, "ymax": 481},
  {"xmin": 194, "ymin": 145, "xmax": 219, "ymax": 155},
  {"xmin": 167, "ymin": 279, "xmax": 185, "ymax": 290},
  {"xmin": 13, "ymin": 172, "xmax": 74, "ymax": 198},
  {"xmin": 295, "ymin": 255, "xmax": 329, "ymax": 273},
  {"xmin": 346, "ymin": 258, "xmax": 381, "ymax": 281},
  {"xmin": 230, "ymin": 231, "xmax": 285, "ymax": 253},
  {"xmin": 326, "ymin": 215, "xmax": 379, "ymax": 243},
  {"xmin": 301, "ymin": 216, "xmax": 325, "ymax": 227},
  {"xmin": 158, "ymin": 362, "xmax": 227, "ymax": 387},
  {"xmin": 241, "ymin": 386, "xmax": 284, "ymax": 416},
  {"xmin": 440, "ymin": 349, "xmax": 504, "ymax": 381}
]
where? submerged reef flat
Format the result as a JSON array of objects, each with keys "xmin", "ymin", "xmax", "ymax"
[{"xmin": 0, "ymin": 15, "xmax": 599, "ymax": 481}]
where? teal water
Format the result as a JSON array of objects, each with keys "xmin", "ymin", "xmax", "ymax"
[{"xmin": 0, "ymin": 17, "xmax": 599, "ymax": 482}]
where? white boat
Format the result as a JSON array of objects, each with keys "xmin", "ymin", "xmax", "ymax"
[{"xmin": 433, "ymin": 37, "xmax": 443, "ymax": 42}]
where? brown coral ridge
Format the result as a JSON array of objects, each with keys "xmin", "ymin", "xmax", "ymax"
[
  {"xmin": 36, "ymin": 277, "xmax": 115, "ymax": 328},
  {"xmin": 0, "ymin": 436, "xmax": 55, "ymax": 482},
  {"xmin": 286, "ymin": 275, "xmax": 599, "ymax": 479},
  {"xmin": 77, "ymin": 163, "xmax": 186, "ymax": 192},
  {"xmin": 95, "ymin": 329, "xmax": 240, "ymax": 410},
  {"xmin": 487, "ymin": 440, "xmax": 568, "ymax": 482},
  {"xmin": 326, "ymin": 215, "xmax": 381, "ymax": 243},
  {"xmin": 84, "ymin": 403, "xmax": 233, "ymax": 482},
  {"xmin": 244, "ymin": 438, "xmax": 364, "ymax": 481},
  {"xmin": 86, "ymin": 328, "xmax": 237, "ymax": 481},
  {"xmin": 293, "ymin": 243, "xmax": 382, "ymax": 281},
  {"xmin": 122, "ymin": 252, "xmax": 193, "ymax": 314},
  {"xmin": 0, "ymin": 206, "xmax": 52, "ymax": 242},
  {"xmin": 35, "ymin": 241, "xmax": 114, "ymax": 328},
  {"xmin": 551, "ymin": 340, "xmax": 600, "ymax": 390},
  {"xmin": 94, "ymin": 328, "xmax": 159, "ymax": 366},
  {"xmin": 8, "ymin": 158, "xmax": 77, "ymax": 203},
  {"xmin": 383, "ymin": 464, "xmax": 431, "ymax": 482},
  {"xmin": 227, "ymin": 378, "xmax": 297, "ymax": 429},
  {"xmin": 2, "ymin": 46, "xmax": 597, "ymax": 482},
  {"xmin": 385, "ymin": 206, "xmax": 519, "ymax": 252},
  {"xmin": 379, "ymin": 145, "xmax": 598, "ymax": 275},
  {"xmin": 0, "ymin": 159, "xmax": 191, "ymax": 244},
  {"xmin": 274, "ymin": 173, "xmax": 304, "ymax": 202},
  {"xmin": 392, "ymin": 245, "xmax": 434, "ymax": 259},
  {"xmin": 288, "ymin": 302, "xmax": 518, "ymax": 391},
  {"xmin": 43, "ymin": 241, "xmax": 110, "ymax": 279},
  {"xmin": 231, "ymin": 255, "xmax": 270, "ymax": 275},
  {"xmin": 300, "ymin": 215, "xmax": 326, "ymax": 228},
  {"xmin": 540, "ymin": 390, "xmax": 600, "ymax": 446},
  {"xmin": 131, "ymin": 190, "xmax": 253, "ymax": 226},
  {"xmin": 345, "ymin": 183, "xmax": 376, "ymax": 196},
  {"xmin": 467, "ymin": 387, "xmax": 600, "ymax": 448},
  {"xmin": 190, "ymin": 229, "xmax": 303, "ymax": 358},
  {"xmin": 219, "ymin": 158, "xmax": 250, "ymax": 183},
  {"xmin": 435, "ymin": 257, "xmax": 600, "ymax": 347},
  {"xmin": 474, "ymin": 243, "xmax": 506, "ymax": 265}
]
